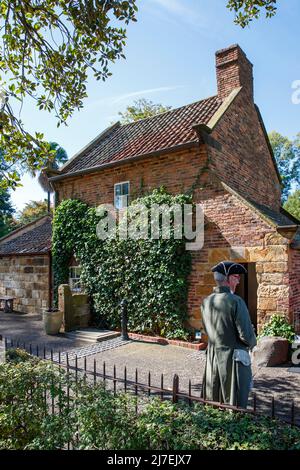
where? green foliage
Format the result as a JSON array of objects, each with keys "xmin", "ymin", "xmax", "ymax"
[
  {"xmin": 269, "ymin": 131, "xmax": 300, "ymax": 202},
  {"xmin": 1, "ymin": 359, "xmax": 300, "ymax": 450},
  {"xmin": 5, "ymin": 348, "xmax": 39, "ymax": 364},
  {"xmin": 0, "ymin": 1, "xmax": 138, "ymax": 189},
  {"xmin": 0, "ymin": 154, "xmax": 15, "ymax": 236},
  {"xmin": 52, "ymin": 189, "xmax": 192, "ymax": 339},
  {"xmin": 17, "ymin": 200, "xmax": 50, "ymax": 225},
  {"xmin": 258, "ymin": 314, "xmax": 296, "ymax": 344},
  {"xmin": 0, "ymin": 360, "xmax": 76, "ymax": 450},
  {"xmin": 284, "ymin": 190, "xmax": 300, "ymax": 222},
  {"xmin": 118, "ymin": 98, "xmax": 172, "ymax": 124},
  {"xmin": 227, "ymin": 0, "xmax": 277, "ymax": 28},
  {"xmin": 0, "ymin": 188, "xmax": 15, "ymax": 237}
]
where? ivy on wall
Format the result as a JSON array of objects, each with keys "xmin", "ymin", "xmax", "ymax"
[{"xmin": 52, "ymin": 189, "xmax": 193, "ymax": 339}]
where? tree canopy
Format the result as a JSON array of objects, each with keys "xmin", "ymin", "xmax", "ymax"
[
  {"xmin": 227, "ymin": 0, "xmax": 277, "ymax": 27},
  {"xmin": 269, "ymin": 131, "xmax": 300, "ymax": 202},
  {"xmin": 0, "ymin": 188, "xmax": 15, "ymax": 237},
  {"xmin": 0, "ymin": 0, "xmax": 138, "ymax": 189},
  {"xmin": 0, "ymin": 153, "xmax": 15, "ymax": 236},
  {"xmin": 118, "ymin": 99, "xmax": 172, "ymax": 124},
  {"xmin": 17, "ymin": 199, "xmax": 50, "ymax": 226},
  {"xmin": 283, "ymin": 190, "xmax": 300, "ymax": 222}
]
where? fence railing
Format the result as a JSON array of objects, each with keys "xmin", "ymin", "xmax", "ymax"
[{"xmin": 1, "ymin": 335, "xmax": 298, "ymax": 428}]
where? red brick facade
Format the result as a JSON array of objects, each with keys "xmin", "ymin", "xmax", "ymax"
[
  {"xmin": 289, "ymin": 248, "xmax": 300, "ymax": 333},
  {"xmin": 52, "ymin": 45, "xmax": 300, "ymax": 333},
  {"xmin": 216, "ymin": 44, "xmax": 254, "ymax": 101}
]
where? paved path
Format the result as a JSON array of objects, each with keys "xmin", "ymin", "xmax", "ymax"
[
  {"xmin": 1, "ymin": 312, "xmax": 300, "ymax": 424},
  {"xmin": 0, "ymin": 312, "xmax": 86, "ymax": 350}
]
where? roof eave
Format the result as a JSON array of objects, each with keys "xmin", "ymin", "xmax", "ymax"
[
  {"xmin": 49, "ymin": 141, "xmax": 199, "ymax": 183},
  {"xmin": 0, "ymin": 249, "xmax": 51, "ymax": 257}
]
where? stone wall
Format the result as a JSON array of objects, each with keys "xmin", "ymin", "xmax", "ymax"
[
  {"xmin": 58, "ymin": 284, "xmax": 90, "ymax": 331},
  {"xmin": 188, "ymin": 185, "xmax": 290, "ymax": 332},
  {"xmin": 0, "ymin": 255, "xmax": 49, "ymax": 314}
]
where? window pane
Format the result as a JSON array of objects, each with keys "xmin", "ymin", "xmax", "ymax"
[
  {"xmin": 115, "ymin": 195, "xmax": 121, "ymax": 209},
  {"xmin": 75, "ymin": 267, "xmax": 81, "ymax": 277},
  {"xmin": 122, "ymin": 182, "xmax": 129, "ymax": 195},
  {"xmin": 115, "ymin": 184, "xmax": 121, "ymax": 196}
]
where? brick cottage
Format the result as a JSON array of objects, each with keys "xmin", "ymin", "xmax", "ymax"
[{"xmin": 49, "ymin": 44, "xmax": 300, "ymax": 334}]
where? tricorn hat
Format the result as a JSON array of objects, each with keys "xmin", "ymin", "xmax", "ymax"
[{"xmin": 212, "ymin": 261, "xmax": 247, "ymax": 276}]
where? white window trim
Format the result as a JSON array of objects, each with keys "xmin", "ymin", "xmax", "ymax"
[
  {"xmin": 69, "ymin": 266, "xmax": 82, "ymax": 292},
  {"xmin": 114, "ymin": 181, "xmax": 130, "ymax": 209}
]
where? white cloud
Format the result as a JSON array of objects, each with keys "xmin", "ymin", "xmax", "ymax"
[
  {"xmin": 112, "ymin": 85, "xmax": 183, "ymax": 103},
  {"xmin": 150, "ymin": 0, "xmax": 196, "ymax": 20},
  {"xmin": 148, "ymin": 0, "xmax": 220, "ymax": 37},
  {"xmin": 88, "ymin": 85, "xmax": 183, "ymax": 109}
]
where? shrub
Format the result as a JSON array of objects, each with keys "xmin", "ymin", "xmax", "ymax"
[
  {"xmin": 0, "ymin": 359, "xmax": 75, "ymax": 450},
  {"xmin": 52, "ymin": 189, "xmax": 193, "ymax": 339},
  {"xmin": 1, "ymin": 359, "xmax": 300, "ymax": 450},
  {"xmin": 5, "ymin": 348, "xmax": 39, "ymax": 364},
  {"xmin": 258, "ymin": 314, "xmax": 296, "ymax": 344}
]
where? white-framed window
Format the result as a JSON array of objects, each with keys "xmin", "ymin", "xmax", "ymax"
[
  {"xmin": 114, "ymin": 181, "xmax": 130, "ymax": 209},
  {"xmin": 69, "ymin": 266, "xmax": 82, "ymax": 292}
]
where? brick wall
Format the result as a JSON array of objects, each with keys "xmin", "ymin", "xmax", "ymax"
[
  {"xmin": 216, "ymin": 44, "xmax": 253, "ymax": 101},
  {"xmin": 208, "ymin": 88, "xmax": 281, "ymax": 211},
  {"xmin": 0, "ymin": 255, "xmax": 50, "ymax": 314},
  {"xmin": 53, "ymin": 146, "xmax": 292, "ymax": 332},
  {"xmin": 54, "ymin": 146, "xmax": 208, "ymax": 205},
  {"xmin": 289, "ymin": 249, "xmax": 300, "ymax": 333},
  {"xmin": 188, "ymin": 184, "xmax": 290, "ymax": 331}
]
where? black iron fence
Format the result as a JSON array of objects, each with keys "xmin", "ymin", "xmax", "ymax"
[{"xmin": 1, "ymin": 335, "xmax": 298, "ymax": 428}]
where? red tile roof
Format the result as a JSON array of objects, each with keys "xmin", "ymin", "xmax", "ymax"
[
  {"xmin": 60, "ymin": 95, "xmax": 222, "ymax": 176},
  {"xmin": 0, "ymin": 216, "xmax": 52, "ymax": 255}
]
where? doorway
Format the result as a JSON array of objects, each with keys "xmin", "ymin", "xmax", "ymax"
[{"xmin": 235, "ymin": 262, "xmax": 258, "ymax": 332}]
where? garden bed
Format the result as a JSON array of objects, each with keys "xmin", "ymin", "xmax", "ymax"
[{"xmin": 128, "ymin": 332, "xmax": 207, "ymax": 350}]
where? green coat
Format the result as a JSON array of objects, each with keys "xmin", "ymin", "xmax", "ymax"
[{"xmin": 201, "ymin": 286, "xmax": 257, "ymax": 408}]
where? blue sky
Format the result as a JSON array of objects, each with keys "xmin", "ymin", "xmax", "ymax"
[{"xmin": 11, "ymin": 0, "xmax": 300, "ymax": 211}]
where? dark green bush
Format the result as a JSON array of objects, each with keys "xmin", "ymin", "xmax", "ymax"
[
  {"xmin": 1, "ymin": 359, "xmax": 299, "ymax": 450},
  {"xmin": 52, "ymin": 189, "xmax": 192, "ymax": 339},
  {"xmin": 0, "ymin": 359, "xmax": 75, "ymax": 450},
  {"xmin": 5, "ymin": 348, "xmax": 39, "ymax": 364},
  {"xmin": 258, "ymin": 314, "xmax": 296, "ymax": 344}
]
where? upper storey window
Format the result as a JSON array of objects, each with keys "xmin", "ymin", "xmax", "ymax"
[{"xmin": 114, "ymin": 181, "xmax": 130, "ymax": 210}]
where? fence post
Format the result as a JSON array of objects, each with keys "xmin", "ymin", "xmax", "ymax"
[
  {"xmin": 120, "ymin": 299, "xmax": 129, "ymax": 341},
  {"xmin": 172, "ymin": 374, "xmax": 179, "ymax": 404},
  {"xmin": 291, "ymin": 400, "xmax": 295, "ymax": 427},
  {"xmin": 271, "ymin": 396, "xmax": 275, "ymax": 419}
]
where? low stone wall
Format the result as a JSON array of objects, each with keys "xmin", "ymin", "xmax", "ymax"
[
  {"xmin": 0, "ymin": 255, "xmax": 49, "ymax": 314},
  {"xmin": 58, "ymin": 284, "xmax": 90, "ymax": 331}
]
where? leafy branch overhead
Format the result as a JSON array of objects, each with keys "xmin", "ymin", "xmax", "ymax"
[
  {"xmin": 227, "ymin": 0, "xmax": 277, "ymax": 27},
  {"xmin": 0, "ymin": 0, "xmax": 138, "ymax": 188}
]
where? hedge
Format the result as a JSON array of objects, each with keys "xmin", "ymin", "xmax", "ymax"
[{"xmin": 0, "ymin": 358, "xmax": 300, "ymax": 450}]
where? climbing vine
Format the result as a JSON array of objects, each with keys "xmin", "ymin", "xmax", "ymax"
[{"xmin": 52, "ymin": 189, "xmax": 193, "ymax": 339}]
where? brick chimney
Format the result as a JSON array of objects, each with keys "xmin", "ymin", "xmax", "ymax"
[{"xmin": 216, "ymin": 44, "xmax": 253, "ymax": 101}]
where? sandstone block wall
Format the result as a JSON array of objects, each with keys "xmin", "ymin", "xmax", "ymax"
[{"xmin": 0, "ymin": 255, "xmax": 49, "ymax": 314}]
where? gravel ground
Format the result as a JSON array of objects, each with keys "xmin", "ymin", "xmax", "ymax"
[{"xmin": 1, "ymin": 312, "xmax": 300, "ymax": 424}]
